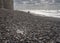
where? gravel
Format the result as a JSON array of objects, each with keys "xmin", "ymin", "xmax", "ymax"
[{"xmin": 0, "ymin": 9, "xmax": 60, "ymax": 43}]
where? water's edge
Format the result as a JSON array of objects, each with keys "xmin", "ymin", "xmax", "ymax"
[{"xmin": 15, "ymin": 10, "xmax": 60, "ymax": 18}]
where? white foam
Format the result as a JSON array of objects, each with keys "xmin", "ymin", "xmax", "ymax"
[{"xmin": 21, "ymin": 10, "xmax": 60, "ymax": 18}]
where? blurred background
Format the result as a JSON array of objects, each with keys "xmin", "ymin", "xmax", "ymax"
[
  {"xmin": 14, "ymin": 0, "xmax": 60, "ymax": 10},
  {"xmin": 14, "ymin": 0, "xmax": 60, "ymax": 18}
]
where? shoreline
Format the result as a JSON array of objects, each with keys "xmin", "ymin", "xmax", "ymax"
[{"xmin": 15, "ymin": 9, "xmax": 60, "ymax": 18}]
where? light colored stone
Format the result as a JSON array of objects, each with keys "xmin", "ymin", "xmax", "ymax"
[{"xmin": 16, "ymin": 29, "xmax": 24, "ymax": 34}]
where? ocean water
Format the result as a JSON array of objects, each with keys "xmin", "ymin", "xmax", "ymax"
[{"xmin": 19, "ymin": 10, "xmax": 60, "ymax": 18}]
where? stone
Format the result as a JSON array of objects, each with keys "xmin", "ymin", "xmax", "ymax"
[
  {"xmin": 0, "ymin": 0, "xmax": 3, "ymax": 8},
  {"xmin": 0, "ymin": 0, "xmax": 13, "ymax": 9}
]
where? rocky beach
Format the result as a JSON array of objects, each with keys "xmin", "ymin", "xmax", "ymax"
[{"xmin": 0, "ymin": 9, "xmax": 60, "ymax": 43}]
